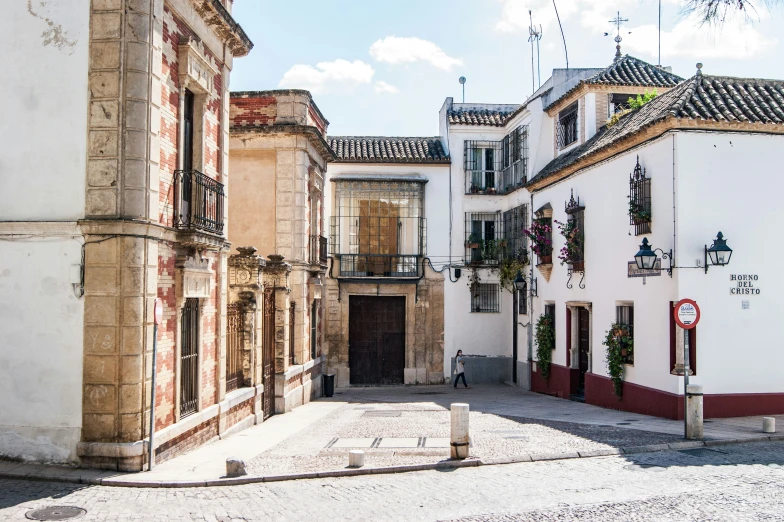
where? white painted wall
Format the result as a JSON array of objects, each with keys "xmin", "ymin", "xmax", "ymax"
[
  {"xmin": 674, "ymin": 131, "xmax": 784, "ymax": 394},
  {"xmin": 0, "ymin": 2, "xmax": 90, "ymax": 463},
  {"xmin": 531, "ymin": 135, "xmax": 678, "ymax": 391},
  {"xmin": 0, "ymin": 1, "xmax": 90, "ymax": 220},
  {"xmin": 0, "ymin": 234, "xmax": 84, "ymax": 463}
]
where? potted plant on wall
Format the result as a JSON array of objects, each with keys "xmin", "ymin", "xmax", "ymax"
[
  {"xmin": 535, "ymin": 314, "xmax": 555, "ymax": 380},
  {"xmin": 465, "ymin": 233, "xmax": 482, "ymax": 249},
  {"xmin": 554, "ymin": 219, "xmax": 584, "ymax": 271},
  {"xmin": 628, "ymin": 200, "xmax": 651, "ymax": 224},
  {"xmin": 524, "ymin": 220, "xmax": 553, "ymax": 265},
  {"xmin": 603, "ymin": 322, "xmax": 633, "ymax": 398}
]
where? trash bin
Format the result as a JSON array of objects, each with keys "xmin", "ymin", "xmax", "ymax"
[{"xmin": 323, "ymin": 374, "xmax": 335, "ymax": 397}]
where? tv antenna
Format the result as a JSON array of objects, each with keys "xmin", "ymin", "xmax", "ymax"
[
  {"xmin": 604, "ymin": 11, "xmax": 631, "ymax": 62},
  {"xmin": 458, "ymin": 76, "xmax": 466, "ymax": 103},
  {"xmin": 528, "ymin": 10, "xmax": 543, "ymax": 92}
]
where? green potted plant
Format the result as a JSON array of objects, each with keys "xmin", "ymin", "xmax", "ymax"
[
  {"xmin": 554, "ymin": 219, "xmax": 584, "ymax": 270},
  {"xmin": 628, "ymin": 200, "xmax": 651, "ymax": 224},
  {"xmin": 465, "ymin": 233, "xmax": 482, "ymax": 249},
  {"xmin": 535, "ymin": 314, "xmax": 555, "ymax": 380},
  {"xmin": 524, "ymin": 219, "xmax": 553, "ymax": 265},
  {"xmin": 603, "ymin": 322, "xmax": 633, "ymax": 398}
]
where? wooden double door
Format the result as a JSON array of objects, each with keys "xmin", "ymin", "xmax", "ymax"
[{"xmin": 349, "ymin": 296, "xmax": 405, "ymax": 385}]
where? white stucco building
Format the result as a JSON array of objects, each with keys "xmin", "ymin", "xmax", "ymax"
[{"xmin": 322, "ymin": 53, "xmax": 784, "ymax": 420}]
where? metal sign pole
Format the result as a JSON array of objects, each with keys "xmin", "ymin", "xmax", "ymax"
[
  {"xmin": 683, "ymin": 328, "xmax": 690, "ymax": 438},
  {"xmin": 149, "ymin": 298, "xmax": 162, "ymax": 471}
]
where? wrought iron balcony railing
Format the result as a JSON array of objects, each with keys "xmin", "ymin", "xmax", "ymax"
[
  {"xmin": 338, "ymin": 254, "xmax": 418, "ymax": 277},
  {"xmin": 309, "ymin": 235, "xmax": 328, "ymax": 265},
  {"xmin": 173, "ymin": 170, "xmax": 225, "ymax": 236}
]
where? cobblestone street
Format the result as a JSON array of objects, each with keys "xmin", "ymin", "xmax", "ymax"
[{"xmin": 2, "ymin": 440, "xmax": 784, "ymax": 521}]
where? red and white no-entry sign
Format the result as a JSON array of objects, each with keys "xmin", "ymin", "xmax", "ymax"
[{"xmin": 674, "ymin": 299, "xmax": 700, "ymax": 329}]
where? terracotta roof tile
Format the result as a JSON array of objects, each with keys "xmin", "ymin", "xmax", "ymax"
[
  {"xmin": 531, "ymin": 74, "xmax": 784, "ymax": 186},
  {"xmin": 329, "ymin": 136, "xmax": 450, "ymax": 163},
  {"xmin": 447, "ymin": 108, "xmax": 520, "ymax": 127}
]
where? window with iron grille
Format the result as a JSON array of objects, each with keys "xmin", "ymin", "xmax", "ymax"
[
  {"xmin": 465, "ymin": 212, "xmax": 503, "ymax": 265},
  {"xmin": 330, "ymin": 181, "xmax": 425, "ymax": 277},
  {"xmin": 557, "ymin": 102, "xmax": 578, "ymax": 149},
  {"xmin": 503, "ymin": 205, "xmax": 528, "ymax": 262},
  {"xmin": 544, "ymin": 303, "xmax": 556, "ymax": 326},
  {"xmin": 310, "ymin": 300, "xmax": 318, "ymax": 360},
  {"xmin": 629, "ymin": 157, "xmax": 651, "ymax": 235},
  {"xmin": 289, "ymin": 302, "xmax": 296, "ymax": 366},
  {"xmin": 616, "ymin": 304, "xmax": 634, "ymax": 364},
  {"xmin": 226, "ymin": 303, "xmax": 243, "ymax": 393},
  {"xmin": 180, "ymin": 298, "xmax": 200, "ymax": 418},
  {"xmin": 471, "ymin": 284, "xmax": 500, "ymax": 313},
  {"xmin": 464, "ymin": 126, "xmax": 528, "ymax": 195}
]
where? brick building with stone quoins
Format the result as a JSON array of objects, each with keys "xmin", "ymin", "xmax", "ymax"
[
  {"xmin": 228, "ymin": 90, "xmax": 334, "ymax": 414},
  {"xmin": 0, "ymin": 0, "xmax": 256, "ymax": 471}
]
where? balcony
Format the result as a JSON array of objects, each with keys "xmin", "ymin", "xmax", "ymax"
[
  {"xmin": 464, "ymin": 126, "xmax": 528, "ymax": 195},
  {"xmin": 173, "ymin": 170, "xmax": 226, "ymax": 249},
  {"xmin": 310, "ymin": 235, "xmax": 328, "ymax": 266},
  {"xmin": 338, "ymin": 254, "xmax": 418, "ymax": 277}
]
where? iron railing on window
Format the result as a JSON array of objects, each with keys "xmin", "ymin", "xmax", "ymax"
[
  {"xmin": 310, "ymin": 300, "xmax": 318, "ymax": 360},
  {"xmin": 502, "ymin": 205, "xmax": 528, "ymax": 262},
  {"xmin": 289, "ymin": 302, "xmax": 296, "ymax": 366},
  {"xmin": 557, "ymin": 104, "xmax": 578, "ymax": 149},
  {"xmin": 465, "ymin": 126, "xmax": 528, "ymax": 195},
  {"xmin": 309, "ymin": 235, "xmax": 328, "ymax": 265},
  {"xmin": 338, "ymin": 254, "xmax": 418, "ymax": 277},
  {"xmin": 465, "ymin": 212, "xmax": 504, "ymax": 265},
  {"xmin": 629, "ymin": 158, "xmax": 651, "ymax": 235},
  {"xmin": 173, "ymin": 170, "xmax": 225, "ymax": 235},
  {"xmin": 226, "ymin": 303, "xmax": 243, "ymax": 393},
  {"xmin": 471, "ymin": 283, "xmax": 500, "ymax": 313},
  {"xmin": 180, "ymin": 298, "xmax": 200, "ymax": 418}
]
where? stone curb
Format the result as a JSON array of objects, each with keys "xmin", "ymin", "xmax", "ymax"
[{"xmin": 1, "ymin": 435, "xmax": 780, "ymax": 488}]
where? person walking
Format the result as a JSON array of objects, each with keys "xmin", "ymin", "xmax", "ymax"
[{"xmin": 453, "ymin": 350, "xmax": 470, "ymax": 389}]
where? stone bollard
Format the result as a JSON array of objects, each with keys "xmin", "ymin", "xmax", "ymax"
[
  {"xmin": 685, "ymin": 385, "xmax": 704, "ymax": 440},
  {"xmin": 763, "ymin": 417, "xmax": 776, "ymax": 434},
  {"xmin": 226, "ymin": 457, "xmax": 247, "ymax": 477},
  {"xmin": 450, "ymin": 403, "xmax": 470, "ymax": 459},
  {"xmin": 348, "ymin": 450, "xmax": 365, "ymax": 468}
]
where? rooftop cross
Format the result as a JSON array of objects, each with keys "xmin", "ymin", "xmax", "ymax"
[{"xmin": 606, "ymin": 11, "xmax": 629, "ymax": 62}]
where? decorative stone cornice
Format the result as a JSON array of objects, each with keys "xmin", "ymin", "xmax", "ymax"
[
  {"xmin": 228, "ymin": 246, "xmax": 265, "ymax": 291},
  {"xmin": 230, "ymin": 124, "xmax": 336, "ymax": 162},
  {"xmin": 189, "ymin": 0, "xmax": 253, "ymax": 57},
  {"xmin": 178, "ymin": 38, "xmax": 219, "ymax": 95}
]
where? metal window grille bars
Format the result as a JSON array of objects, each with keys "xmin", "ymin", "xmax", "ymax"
[
  {"xmin": 557, "ymin": 103, "xmax": 578, "ymax": 149},
  {"xmin": 616, "ymin": 305, "xmax": 634, "ymax": 364},
  {"xmin": 465, "ymin": 212, "xmax": 504, "ymax": 265},
  {"xmin": 464, "ymin": 126, "xmax": 529, "ymax": 195},
  {"xmin": 180, "ymin": 298, "xmax": 200, "ymax": 418},
  {"xmin": 471, "ymin": 283, "xmax": 500, "ymax": 313},
  {"xmin": 331, "ymin": 181, "xmax": 425, "ymax": 277},
  {"xmin": 226, "ymin": 303, "xmax": 243, "ymax": 393},
  {"xmin": 173, "ymin": 170, "xmax": 225, "ymax": 235},
  {"xmin": 310, "ymin": 300, "xmax": 318, "ymax": 360},
  {"xmin": 629, "ymin": 157, "xmax": 651, "ymax": 235},
  {"xmin": 564, "ymin": 191, "xmax": 586, "ymax": 270},
  {"xmin": 503, "ymin": 205, "xmax": 529, "ymax": 262},
  {"xmin": 289, "ymin": 302, "xmax": 296, "ymax": 366},
  {"xmin": 309, "ymin": 235, "xmax": 328, "ymax": 265}
]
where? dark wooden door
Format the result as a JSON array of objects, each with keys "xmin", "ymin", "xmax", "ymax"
[
  {"xmin": 349, "ymin": 296, "xmax": 405, "ymax": 385},
  {"xmin": 578, "ymin": 307, "xmax": 590, "ymax": 388},
  {"xmin": 262, "ymin": 288, "xmax": 275, "ymax": 420}
]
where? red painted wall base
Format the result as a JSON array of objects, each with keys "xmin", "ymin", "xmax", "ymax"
[{"xmin": 531, "ymin": 370, "xmax": 784, "ymax": 420}]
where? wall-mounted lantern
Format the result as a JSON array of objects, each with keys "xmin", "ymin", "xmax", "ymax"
[
  {"xmin": 705, "ymin": 232, "xmax": 732, "ymax": 273},
  {"xmin": 633, "ymin": 238, "xmax": 673, "ymax": 277}
]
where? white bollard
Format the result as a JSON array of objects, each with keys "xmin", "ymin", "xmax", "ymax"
[
  {"xmin": 348, "ymin": 450, "xmax": 365, "ymax": 468},
  {"xmin": 763, "ymin": 417, "xmax": 776, "ymax": 434},
  {"xmin": 450, "ymin": 403, "xmax": 470, "ymax": 459},
  {"xmin": 685, "ymin": 385, "xmax": 704, "ymax": 440}
]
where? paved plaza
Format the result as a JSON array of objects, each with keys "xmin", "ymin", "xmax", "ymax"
[
  {"xmin": 1, "ymin": 384, "xmax": 781, "ymax": 486},
  {"xmin": 2, "ymin": 440, "xmax": 784, "ymax": 521}
]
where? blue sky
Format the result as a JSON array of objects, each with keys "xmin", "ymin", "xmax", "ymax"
[{"xmin": 231, "ymin": 0, "xmax": 783, "ymax": 137}]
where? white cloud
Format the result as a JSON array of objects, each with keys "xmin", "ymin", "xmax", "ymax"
[
  {"xmin": 495, "ymin": 0, "xmax": 775, "ymax": 60},
  {"xmin": 369, "ymin": 36, "xmax": 463, "ymax": 71},
  {"xmin": 374, "ymin": 81, "xmax": 400, "ymax": 94},
  {"xmin": 624, "ymin": 15, "xmax": 777, "ymax": 60},
  {"xmin": 278, "ymin": 59, "xmax": 374, "ymax": 94}
]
